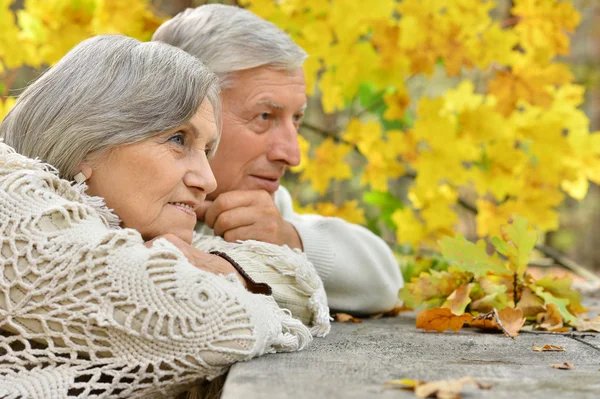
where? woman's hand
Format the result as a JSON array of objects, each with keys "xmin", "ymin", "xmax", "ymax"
[{"xmin": 145, "ymin": 234, "xmax": 248, "ymax": 288}]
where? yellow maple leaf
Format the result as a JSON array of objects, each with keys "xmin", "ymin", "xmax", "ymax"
[{"xmin": 300, "ymin": 137, "xmax": 353, "ymax": 195}]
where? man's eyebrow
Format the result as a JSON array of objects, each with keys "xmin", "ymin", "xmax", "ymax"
[
  {"xmin": 257, "ymin": 100, "xmax": 284, "ymax": 110},
  {"xmin": 298, "ymin": 103, "xmax": 307, "ymax": 112}
]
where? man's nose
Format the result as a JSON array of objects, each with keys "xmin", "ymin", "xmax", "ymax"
[
  {"xmin": 267, "ymin": 121, "xmax": 301, "ymax": 167},
  {"xmin": 185, "ymin": 155, "xmax": 217, "ymax": 195}
]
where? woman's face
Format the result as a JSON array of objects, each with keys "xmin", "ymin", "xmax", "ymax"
[{"xmin": 85, "ymin": 100, "xmax": 218, "ymax": 244}]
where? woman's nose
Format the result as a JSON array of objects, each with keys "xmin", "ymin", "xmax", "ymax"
[{"xmin": 184, "ymin": 154, "xmax": 217, "ymax": 195}]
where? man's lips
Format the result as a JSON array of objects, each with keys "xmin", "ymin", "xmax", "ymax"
[{"xmin": 249, "ymin": 175, "xmax": 281, "ymax": 192}]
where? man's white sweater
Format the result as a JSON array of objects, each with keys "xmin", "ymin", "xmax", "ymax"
[{"xmin": 275, "ymin": 187, "xmax": 403, "ymax": 314}]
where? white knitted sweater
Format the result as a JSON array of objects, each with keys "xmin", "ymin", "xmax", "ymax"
[{"xmin": 0, "ymin": 142, "xmax": 329, "ymax": 398}]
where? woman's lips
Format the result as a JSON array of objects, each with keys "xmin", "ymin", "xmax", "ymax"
[
  {"xmin": 249, "ymin": 175, "xmax": 281, "ymax": 193},
  {"xmin": 169, "ymin": 203, "xmax": 197, "ymax": 218}
]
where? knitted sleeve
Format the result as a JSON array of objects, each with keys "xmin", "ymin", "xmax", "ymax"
[
  {"xmin": 0, "ymin": 143, "xmax": 311, "ymax": 399},
  {"xmin": 193, "ymin": 235, "xmax": 331, "ymax": 337}
]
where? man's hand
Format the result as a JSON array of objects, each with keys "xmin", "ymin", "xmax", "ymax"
[
  {"xmin": 145, "ymin": 234, "xmax": 248, "ymax": 288},
  {"xmin": 196, "ymin": 190, "xmax": 303, "ymax": 249}
]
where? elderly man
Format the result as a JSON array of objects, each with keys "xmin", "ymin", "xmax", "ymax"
[{"xmin": 152, "ymin": 4, "xmax": 403, "ymax": 314}]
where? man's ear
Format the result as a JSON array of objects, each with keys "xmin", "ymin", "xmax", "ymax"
[{"xmin": 73, "ymin": 163, "xmax": 93, "ymax": 184}]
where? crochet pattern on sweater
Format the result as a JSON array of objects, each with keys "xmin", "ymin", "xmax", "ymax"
[{"xmin": 0, "ymin": 142, "xmax": 313, "ymax": 398}]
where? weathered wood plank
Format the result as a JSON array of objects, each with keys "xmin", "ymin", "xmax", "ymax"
[{"xmin": 222, "ymin": 315, "xmax": 600, "ymax": 399}]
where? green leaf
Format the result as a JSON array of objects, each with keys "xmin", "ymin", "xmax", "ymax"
[
  {"xmin": 491, "ymin": 236, "xmax": 513, "ymax": 257},
  {"xmin": 505, "ymin": 216, "xmax": 537, "ymax": 276},
  {"xmin": 440, "ymin": 234, "xmax": 511, "ymax": 277},
  {"xmin": 363, "ymin": 191, "xmax": 404, "ymax": 230},
  {"xmin": 534, "ymin": 286, "xmax": 577, "ymax": 325},
  {"xmin": 363, "ymin": 191, "xmax": 404, "ymax": 209},
  {"xmin": 534, "ymin": 275, "xmax": 586, "ymax": 315}
]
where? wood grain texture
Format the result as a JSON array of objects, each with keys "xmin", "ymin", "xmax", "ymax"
[{"xmin": 222, "ymin": 313, "xmax": 600, "ymax": 399}]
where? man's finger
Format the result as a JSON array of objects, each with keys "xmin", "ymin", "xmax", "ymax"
[
  {"xmin": 223, "ymin": 224, "xmax": 264, "ymax": 244},
  {"xmin": 212, "ymin": 206, "xmax": 256, "ymax": 237},
  {"xmin": 204, "ymin": 191, "xmax": 264, "ymax": 227},
  {"xmin": 195, "ymin": 200, "xmax": 213, "ymax": 221}
]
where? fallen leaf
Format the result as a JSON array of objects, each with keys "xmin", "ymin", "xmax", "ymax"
[
  {"xmin": 443, "ymin": 283, "xmax": 475, "ymax": 315},
  {"xmin": 468, "ymin": 308, "xmax": 525, "ymax": 338},
  {"xmin": 333, "ymin": 313, "xmax": 362, "ymax": 323},
  {"xmin": 573, "ymin": 315, "xmax": 600, "ymax": 332},
  {"xmin": 516, "ymin": 287, "xmax": 545, "ymax": 317},
  {"xmin": 551, "ymin": 362, "xmax": 574, "ymax": 370},
  {"xmin": 371, "ymin": 305, "xmax": 413, "ymax": 319},
  {"xmin": 385, "ymin": 376, "xmax": 490, "ymax": 398},
  {"xmin": 537, "ymin": 303, "xmax": 564, "ymax": 331},
  {"xmin": 416, "ymin": 308, "xmax": 473, "ymax": 333},
  {"xmin": 497, "ymin": 307, "xmax": 526, "ymax": 338},
  {"xmin": 532, "ymin": 344, "xmax": 565, "ymax": 352},
  {"xmin": 469, "ymin": 316, "xmax": 499, "ymax": 330},
  {"xmin": 385, "ymin": 378, "xmax": 425, "ymax": 390}
]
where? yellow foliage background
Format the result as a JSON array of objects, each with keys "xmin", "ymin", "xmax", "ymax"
[{"xmin": 1, "ymin": 0, "xmax": 599, "ymax": 268}]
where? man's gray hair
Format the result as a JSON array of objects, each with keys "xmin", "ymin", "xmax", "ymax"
[
  {"xmin": 0, "ymin": 35, "xmax": 220, "ymax": 180},
  {"xmin": 152, "ymin": 4, "xmax": 307, "ymax": 88}
]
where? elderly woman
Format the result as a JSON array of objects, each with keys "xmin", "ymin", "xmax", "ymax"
[{"xmin": 0, "ymin": 35, "xmax": 328, "ymax": 398}]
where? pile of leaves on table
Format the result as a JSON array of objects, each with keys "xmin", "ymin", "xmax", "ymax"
[{"xmin": 399, "ymin": 216, "xmax": 599, "ymax": 337}]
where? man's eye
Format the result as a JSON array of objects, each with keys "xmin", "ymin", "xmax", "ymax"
[
  {"xmin": 293, "ymin": 114, "xmax": 304, "ymax": 123},
  {"xmin": 168, "ymin": 132, "xmax": 185, "ymax": 146},
  {"xmin": 204, "ymin": 147, "xmax": 212, "ymax": 156},
  {"xmin": 259, "ymin": 113, "xmax": 271, "ymax": 121}
]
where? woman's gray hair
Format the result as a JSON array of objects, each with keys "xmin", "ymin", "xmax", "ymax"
[
  {"xmin": 0, "ymin": 35, "xmax": 220, "ymax": 180},
  {"xmin": 152, "ymin": 4, "xmax": 307, "ymax": 88}
]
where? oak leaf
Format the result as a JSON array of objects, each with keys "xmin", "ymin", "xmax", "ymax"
[
  {"xmin": 497, "ymin": 307, "xmax": 526, "ymax": 338},
  {"xmin": 443, "ymin": 283, "xmax": 474, "ymax": 315},
  {"xmin": 534, "ymin": 287, "xmax": 577, "ymax": 325},
  {"xmin": 551, "ymin": 362, "xmax": 574, "ymax": 370},
  {"xmin": 516, "ymin": 287, "xmax": 545, "ymax": 317},
  {"xmin": 573, "ymin": 315, "xmax": 600, "ymax": 332},
  {"xmin": 532, "ymin": 344, "xmax": 565, "ymax": 352},
  {"xmin": 469, "ymin": 308, "xmax": 525, "ymax": 338},
  {"xmin": 386, "ymin": 376, "xmax": 491, "ymax": 399},
  {"xmin": 536, "ymin": 303, "xmax": 564, "ymax": 331},
  {"xmin": 333, "ymin": 313, "xmax": 362, "ymax": 323},
  {"xmin": 439, "ymin": 235, "xmax": 510, "ymax": 277},
  {"xmin": 416, "ymin": 308, "xmax": 472, "ymax": 333}
]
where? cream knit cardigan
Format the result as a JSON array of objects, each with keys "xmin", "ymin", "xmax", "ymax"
[{"xmin": 0, "ymin": 142, "xmax": 329, "ymax": 398}]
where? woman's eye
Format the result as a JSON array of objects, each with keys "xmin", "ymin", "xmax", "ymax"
[{"xmin": 168, "ymin": 132, "xmax": 185, "ymax": 146}]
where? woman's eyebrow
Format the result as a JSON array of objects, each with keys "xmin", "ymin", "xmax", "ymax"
[{"xmin": 188, "ymin": 124, "xmax": 200, "ymax": 138}]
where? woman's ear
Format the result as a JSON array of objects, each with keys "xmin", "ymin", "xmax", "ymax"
[{"xmin": 73, "ymin": 164, "xmax": 93, "ymax": 184}]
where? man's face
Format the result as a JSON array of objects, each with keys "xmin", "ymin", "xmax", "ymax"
[{"xmin": 207, "ymin": 66, "xmax": 307, "ymax": 200}]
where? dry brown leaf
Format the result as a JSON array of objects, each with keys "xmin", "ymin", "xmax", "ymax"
[
  {"xmin": 371, "ymin": 305, "xmax": 413, "ymax": 319},
  {"xmin": 468, "ymin": 316, "xmax": 499, "ymax": 330},
  {"xmin": 416, "ymin": 308, "xmax": 473, "ymax": 333},
  {"xmin": 497, "ymin": 307, "xmax": 526, "ymax": 338},
  {"xmin": 333, "ymin": 313, "xmax": 362, "ymax": 323},
  {"xmin": 551, "ymin": 362, "xmax": 574, "ymax": 370},
  {"xmin": 573, "ymin": 315, "xmax": 600, "ymax": 332},
  {"xmin": 516, "ymin": 288, "xmax": 545, "ymax": 317},
  {"xmin": 532, "ymin": 344, "xmax": 565, "ymax": 352},
  {"xmin": 385, "ymin": 376, "xmax": 490, "ymax": 398},
  {"xmin": 537, "ymin": 303, "xmax": 563, "ymax": 331},
  {"xmin": 468, "ymin": 308, "xmax": 525, "ymax": 338}
]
